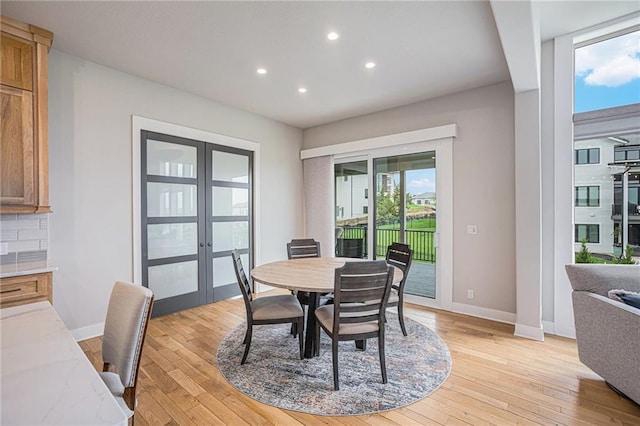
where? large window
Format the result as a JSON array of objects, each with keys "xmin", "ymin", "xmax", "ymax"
[
  {"xmin": 575, "ymin": 186, "xmax": 599, "ymax": 207},
  {"xmin": 575, "ymin": 224, "xmax": 600, "ymax": 243},
  {"xmin": 575, "ymin": 29, "xmax": 640, "ymax": 113}
]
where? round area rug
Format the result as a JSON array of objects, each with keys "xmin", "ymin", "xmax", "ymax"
[{"xmin": 216, "ymin": 314, "xmax": 451, "ymax": 416}]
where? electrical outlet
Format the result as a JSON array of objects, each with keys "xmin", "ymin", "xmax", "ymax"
[
  {"xmin": 467, "ymin": 225, "xmax": 478, "ymax": 235},
  {"xmin": 0, "ymin": 242, "xmax": 7, "ymax": 256},
  {"xmin": 467, "ymin": 289, "xmax": 474, "ymax": 299}
]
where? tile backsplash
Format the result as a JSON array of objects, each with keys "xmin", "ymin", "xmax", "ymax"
[{"xmin": 0, "ymin": 214, "xmax": 48, "ymax": 265}]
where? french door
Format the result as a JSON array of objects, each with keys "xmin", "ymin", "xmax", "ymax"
[{"xmin": 141, "ymin": 131, "xmax": 252, "ymax": 316}]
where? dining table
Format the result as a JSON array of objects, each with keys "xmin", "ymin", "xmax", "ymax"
[
  {"xmin": 251, "ymin": 257, "xmax": 403, "ymax": 358},
  {"xmin": 0, "ymin": 301, "xmax": 128, "ymax": 425}
]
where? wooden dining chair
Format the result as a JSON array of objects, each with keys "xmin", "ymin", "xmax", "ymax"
[
  {"xmin": 286, "ymin": 238, "xmax": 323, "ymax": 305},
  {"xmin": 99, "ymin": 281, "xmax": 154, "ymax": 426},
  {"xmin": 385, "ymin": 242, "xmax": 414, "ymax": 336},
  {"xmin": 314, "ymin": 260, "xmax": 394, "ymax": 390},
  {"xmin": 231, "ymin": 250, "xmax": 304, "ymax": 364}
]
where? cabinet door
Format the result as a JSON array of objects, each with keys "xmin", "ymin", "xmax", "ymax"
[
  {"xmin": 0, "ymin": 33, "xmax": 33, "ymax": 91},
  {"xmin": 0, "ymin": 85, "xmax": 35, "ymax": 205}
]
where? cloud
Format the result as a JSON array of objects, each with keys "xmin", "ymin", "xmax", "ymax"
[
  {"xmin": 575, "ymin": 30, "xmax": 640, "ymax": 87},
  {"xmin": 410, "ymin": 178, "xmax": 432, "ymax": 188}
]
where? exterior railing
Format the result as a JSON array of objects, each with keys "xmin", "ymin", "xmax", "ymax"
[
  {"xmin": 611, "ymin": 204, "xmax": 640, "ymax": 216},
  {"xmin": 336, "ymin": 226, "xmax": 435, "ymax": 262}
]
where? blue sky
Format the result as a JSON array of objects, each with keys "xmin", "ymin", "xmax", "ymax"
[
  {"xmin": 406, "ymin": 169, "xmax": 435, "ymax": 195},
  {"xmin": 574, "ymin": 30, "xmax": 640, "ymax": 113}
]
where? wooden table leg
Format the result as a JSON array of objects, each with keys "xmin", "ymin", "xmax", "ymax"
[
  {"xmin": 304, "ymin": 292, "xmax": 320, "ymax": 358},
  {"xmin": 355, "ymin": 339, "xmax": 367, "ymax": 351}
]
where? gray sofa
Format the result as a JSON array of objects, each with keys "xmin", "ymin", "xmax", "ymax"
[{"xmin": 565, "ymin": 264, "xmax": 640, "ymax": 405}]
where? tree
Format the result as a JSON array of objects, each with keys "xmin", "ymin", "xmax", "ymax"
[
  {"xmin": 575, "ymin": 239, "xmax": 593, "ymax": 263},
  {"xmin": 611, "ymin": 244, "xmax": 637, "ymax": 264}
]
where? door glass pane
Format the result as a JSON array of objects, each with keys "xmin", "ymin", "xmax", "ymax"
[
  {"xmin": 147, "ymin": 223, "xmax": 197, "ymax": 260},
  {"xmin": 147, "ymin": 183, "xmax": 197, "ymax": 217},
  {"xmin": 212, "ymin": 187, "xmax": 249, "ymax": 216},
  {"xmin": 213, "ymin": 254, "xmax": 248, "ymax": 288},
  {"xmin": 374, "ymin": 151, "xmax": 437, "ymax": 299},
  {"xmin": 212, "ymin": 221, "xmax": 249, "ymax": 252},
  {"xmin": 335, "ymin": 161, "xmax": 368, "ymax": 258},
  {"xmin": 212, "ymin": 151, "xmax": 248, "ymax": 182},
  {"xmin": 148, "ymin": 261, "xmax": 198, "ymax": 300},
  {"xmin": 147, "ymin": 140, "xmax": 197, "ymax": 178}
]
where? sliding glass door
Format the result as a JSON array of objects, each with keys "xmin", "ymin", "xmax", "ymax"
[
  {"xmin": 374, "ymin": 152, "xmax": 437, "ymax": 299},
  {"xmin": 141, "ymin": 131, "xmax": 252, "ymax": 316}
]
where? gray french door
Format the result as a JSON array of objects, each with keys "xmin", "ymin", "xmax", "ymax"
[{"xmin": 141, "ymin": 131, "xmax": 252, "ymax": 317}]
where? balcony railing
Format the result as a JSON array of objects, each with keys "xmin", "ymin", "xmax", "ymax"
[
  {"xmin": 336, "ymin": 226, "xmax": 435, "ymax": 262},
  {"xmin": 611, "ymin": 204, "xmax": 640, "ymax": 216}
]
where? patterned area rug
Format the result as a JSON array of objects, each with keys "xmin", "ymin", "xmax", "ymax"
[{"xmin": 217, "ymin": 314, "xmax": 451, "ymax": 416}]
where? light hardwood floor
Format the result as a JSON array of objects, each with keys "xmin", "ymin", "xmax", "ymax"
[{"xmin": 80, "ymin": 293, "xmax": 640, "ymax": 425}]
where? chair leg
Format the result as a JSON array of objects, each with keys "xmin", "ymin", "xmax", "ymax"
[
  {"xmin": 315, "ymin": 321, "xmax": 321, "ymax": 357},
  {"xmin": 332, "ymin": 338, "xmax": 340, "ymax": 391},
  {"xmin": 397, "ymin": 303, "xmax": 407, "ymax": 336},
  {"xmin": 297, "ymin": 318, "xmax": 304, "ymax": 359},
  {"xmin": 241, "ymin": 325, "xmax": 252, "ymax": 365},
  {"xmin": 379, "ymin": 329, "xmax": 387, "ymax": 384},
  {"xmin": 291, "ymin": 322, "xmax": 298, "ymax": 337}
]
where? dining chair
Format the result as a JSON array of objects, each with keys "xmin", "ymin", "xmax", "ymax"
[
  {"xmin": 231, "ymin": 250, "xmax": 304, "ymax": 364},
  {"xmin": 99, "ymin": 281, "xmax": 154, "ymax": 426},
  {"xmin": 385, "ymin": 242, "xmax": 414, "ymax": 336},
  {"xmin": 286, "ymin": 238, "xmax": 322, "ymax": 305},
  {"xmin": 314, "ymin": 260, "xmax": 394, "ymax": 390}
]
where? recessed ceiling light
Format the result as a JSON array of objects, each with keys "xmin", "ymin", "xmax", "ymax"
[
  {"xmin": 365, "ymin": 62, "xmax": 376, "ymax": 69},
  {"xmin": 327, "ymin": 32, "xmax": 339, "ymax": 41},
  {"xmin": 298, "ymin": 87, "xmax": 307, "ymax": 94},
  {"xmin": 257, "ymin": 68, "xmax": 267, "ymax": 75}
]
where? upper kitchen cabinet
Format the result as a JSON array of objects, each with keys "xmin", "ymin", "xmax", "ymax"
[{"xmin": 0, "ymin": 16, "xmax": 53, "ymax": 213}]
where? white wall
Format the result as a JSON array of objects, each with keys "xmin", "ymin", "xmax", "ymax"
[
  {"xmin": 303, "ymin": 81, "xmax": 516, "ymax": 314},
  {"xmin": 47, "ymin": 50, "xmax": 304, "ymax": 335}
]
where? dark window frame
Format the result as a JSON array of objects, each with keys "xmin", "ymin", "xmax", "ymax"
[
  {"xmin": 575, "ymin": 224, "xmax": 600, "ymax": 243},
  {"xmin": 575, "ymin": 185, "xmax": 600, "ymax": 207},
  {"xmin": 575, "ymin": 148, "xmax": 600, "ymax": 165}
]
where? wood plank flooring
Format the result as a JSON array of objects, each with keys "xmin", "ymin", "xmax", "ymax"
[{"xmin": 80, "ymin": 293, "xmax": 640, "ymax": 425}]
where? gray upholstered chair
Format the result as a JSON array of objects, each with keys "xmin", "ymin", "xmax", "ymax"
[
  {"xmin": 565, "ymin": 264, "xmax": 640, "ymax": 405},
  {"xmin": 385, "ymin": 242, "xmax": 414, "ymax": 336},
  {"xmin": 314, "ymin": 260, "xmax": 394, "ymax": 390},
  {"xmin": 99, "ymin": 281, "xmax": 154, "ymax": 425},
  {"xmin": 231, "ymin": 250, "xmax": 304, "ymax": 364}
]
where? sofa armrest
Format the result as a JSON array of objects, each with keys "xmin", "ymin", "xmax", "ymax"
[
  {"xmin": 572, "ymin": 291, "xmax": 640, "ymax": 404},
  {"xmin": 565, "ymin": 264, "xmax": 640, "ymax": 296}
]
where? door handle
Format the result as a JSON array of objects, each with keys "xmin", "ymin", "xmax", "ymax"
[
  {"xmin": 207, "ymin": 242, "xmax": 212, "ymax": 247},
  {"xmin": 199, "ymin": 242, "xmax": 205, "ymax": 248}
]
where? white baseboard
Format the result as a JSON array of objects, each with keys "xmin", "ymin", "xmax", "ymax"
[
  {"xmin": 451, "ymin": 302, "xmax": 517, "ymax": 325},
  {"xmin": 71, "ymin": 322, "xmax": 104, "ymax": 342},
  {"xmin": 514, "ymin": 323, "xmax": 545, "ymax": 341}
]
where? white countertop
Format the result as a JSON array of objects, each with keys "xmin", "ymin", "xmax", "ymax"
[
  {"xmin": 0, "ymin": 261, "xmax": 58, "ymax": 279},
  {"xmin": 0, "ymin": 302, "xmax": 127, "ymax": 425}
]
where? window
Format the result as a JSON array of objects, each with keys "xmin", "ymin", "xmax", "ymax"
[
  {"xmin": 575, "ymin": 29, "xmax": 640, "ymax": 113},
  {"xmin": 363, "ymin": 206, "xmax": 368, "ymax": 214},
  {"xmin": 575, "ymin": 148, "xmax": 600, "ymax": 164},
  {"xmin": 614, "ymin": 145, "xmax": 640, "ymax": 162},
  {"xmin": 575, "ymin": 186, "xmax": 599, "ymax": 207},
  {"xmin": 575, "ymin": 224, "xmax": 599, "ymax": 243},
  {"xmin": 364, "ymin": 188, "xmax": 368, "ymax": 199}
]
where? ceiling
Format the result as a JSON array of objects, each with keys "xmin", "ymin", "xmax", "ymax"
[{"xmin": 2, "ymin": 1, "xmax": 638, "ymax": 129}]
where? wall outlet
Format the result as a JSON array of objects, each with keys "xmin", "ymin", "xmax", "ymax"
[
  {"xmin": 0, "ymin": 242, "xmax": 7, "ymax": 255},
  {"xmin": 467, "ymin": 225, "xmax": 478, "ymax": 235},
  {"xmin": 467, "ymin": 289, "xmax": 474, "ymax": 299}
]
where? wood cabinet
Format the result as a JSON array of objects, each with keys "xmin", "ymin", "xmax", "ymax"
[
  {"xmin": 0, "ymin": 16, "xmax": 53, "ymax": 213},
  {"xmin": 0, "ymin": 272, "xmax": 52, "ymax": 308}
]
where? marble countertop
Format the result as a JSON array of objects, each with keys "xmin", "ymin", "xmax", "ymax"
[
  {"xmin": 0, "ymin": 261, "xmax": 58, "ymax": 279},
  {"xmin": 0, "ymin": 302, "xmax": 128, "ymax": 425}
]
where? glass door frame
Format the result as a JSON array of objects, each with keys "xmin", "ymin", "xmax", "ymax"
[{"xmin": 334, "ymin": 138, "xmax": 453, "ymax": 311}]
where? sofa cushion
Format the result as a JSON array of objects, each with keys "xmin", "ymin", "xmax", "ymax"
[
  {"xmin": 565, "ymin": 265, "xmax": 640, "ymax": 296},
  {"xmin": 608, "ymin": 289, "xmax": 640, "ymax": 310}
]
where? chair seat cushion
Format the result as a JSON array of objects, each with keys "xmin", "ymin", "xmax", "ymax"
[
  {"xmin": 99, "ymin": 371, "xmax": 125, "ymax": 396},
  {"xmin": 315, "ymin": 305, "xmax": 379, "ymax": 335},
  {"xmin": 251, "ymin": 294, "xmax": 303, "ymax": 320}
]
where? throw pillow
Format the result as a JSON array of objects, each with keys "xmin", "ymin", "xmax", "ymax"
[{"xmin": 608, "ymin": 289, "xmax": 640, "ymax": 309}]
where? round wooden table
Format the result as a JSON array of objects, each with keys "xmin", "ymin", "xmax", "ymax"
[{"xmin": 251, "ymin": 257, "xmax": 403, "ymax": 358}]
